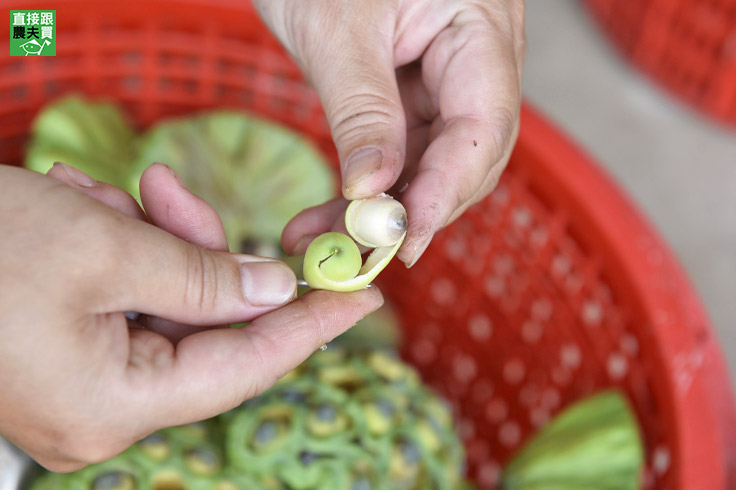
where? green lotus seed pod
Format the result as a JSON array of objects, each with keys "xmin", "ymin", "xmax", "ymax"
[
  {"xmin": 66, "ymin": 456, "xmax": 141, "ymax": 490},
  {"xmin": 29, "ymin": 472, "xmax": 68, "ymax": 490},
  {"xmin": 317, "ymin": 363, "xmax": 368, "ymax": 393},
  {"xmin": 24, "ymin": 95, "xmax": 139, "ymax": 197},
  {"xmin": 132, "ymin": 111, "xmax": 335, "ymax": 253},
  {"xmin": 366, "ymin": 350, "xmax": 416, "ymax": 383},
  {"xmin": 135, "ymin": 432, "xmax": 171, "ymax": 462},
  {"xmin": 183, "ymin": 444, "xmax": 223, "ymax": 477},
  {"xmin": 306, "ymin": 403, "xmax": 349, "ymax": 438}
]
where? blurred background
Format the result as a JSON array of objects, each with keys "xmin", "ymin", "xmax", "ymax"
[{"xmin": 523, "ymin": 1, "xmax": 736, "ymax": 388}]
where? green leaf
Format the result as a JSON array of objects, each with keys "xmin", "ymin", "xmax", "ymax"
[{"xmin": 502, "ymin": 391, "xmax": 644, "ymax": 490}]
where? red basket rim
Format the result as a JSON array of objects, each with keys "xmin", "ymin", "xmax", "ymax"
[{"xmin": 514, "ymin": 103, "xmax": 736, "ymax": 488}]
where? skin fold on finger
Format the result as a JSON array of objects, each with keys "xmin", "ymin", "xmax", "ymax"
[
  {"xmin": 46, "ymin": 162, "xmax": 148, "ymax": 221},
  {"xmin": 124, "ymin": 286, "xmax": 384, "ymax": 427}
]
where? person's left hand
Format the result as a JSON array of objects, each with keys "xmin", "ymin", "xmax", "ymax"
[{"xmin": 0, "ymin": 162, "xmax": 382, "ymax": 471}]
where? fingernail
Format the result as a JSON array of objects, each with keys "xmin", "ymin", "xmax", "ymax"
[
  {"xmin": 55, "ymin": 162, "xmax": 96, "ymax": 187},
  {"xmin": 293, "ymin": 234, "xmax": 319, "ymax": 255},
  {"xmin": 162, "ymin": 163, "xmax": 185, "ymax": 187},
  {"xmin": 406, "ymin": 235, "xmax": 433, "ymax": 269},
  {"xmin": 343, "ymin": 147, "xmax": 382, "ymax": 191},
  {"xmin": 241, "ymin": 261, "xmax": 296, "ymax": 306}
]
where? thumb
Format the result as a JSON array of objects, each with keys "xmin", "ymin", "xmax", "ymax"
[
  {"xmin": 110, "ymin": 217, "xmax": 296, "ymax": 325},
  {"xmin": 266, "ymin": 3, "xmax": 406, "ymax": 199}
]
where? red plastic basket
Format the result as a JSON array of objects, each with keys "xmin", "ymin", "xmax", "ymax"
[
  {"xmin": 584, "ymin": 0, "xmax": 736, "ymax": 128},
  {"xmin": 1, "ymin": 1, "xmax": 735, "ymax": 489}
]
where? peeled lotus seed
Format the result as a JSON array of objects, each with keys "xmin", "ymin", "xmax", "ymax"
[{"xmin": 345, "ymin": 194, "xmax": 407, "ymax": 248}]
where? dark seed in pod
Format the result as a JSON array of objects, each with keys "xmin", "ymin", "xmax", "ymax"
[
  {"xmin": 315, "ymin": 404, "xmax": 337, "ymax": 422},
  {"xmin": 186, "ymin": 447, "xmax": 218, "ymax": 466},
  {"xmin": 255, "ymin": 421, "xmax": 278, "ymax": 443},
  {"xmin": 351, "ymin": 478, "xmax": 372, "ymax": 490},
  {"xmin": 92, "ymin": 472, "xmax": 135, "ymax": 490},
  {"xmin": 281, "ymin": 390, "xmax": 306, "ymax": 403},
  {"xmin": 375, "ymin": 399, "xmax": 395, "ymax": 417},
  {"xmin": 139, "ymin": 433, "xmax": 167, "ymax": 446},
  {"xmin": 401, "ymin": 441, "xmax": 421, "ymax": 465},
  {"xmin": 299, "ymin": 451, "xmax": 321, "ymax": 465}
]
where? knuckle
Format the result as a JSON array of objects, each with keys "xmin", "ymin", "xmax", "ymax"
[
  {"xmin": 329, "ymin": 91, "xmax": 403, "ymax": 148},
  {"xmin": 183, "ymin": 246, "xmax": 221, "ymax": 313}
]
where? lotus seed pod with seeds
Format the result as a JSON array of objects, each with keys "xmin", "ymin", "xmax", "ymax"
[
  {"xmin": 222, "ymin": 348, "xmax": 466, "ymax": 489},
  {"xmin": 65, "ymin": 456, "xmax": 141, "ymax": 490}
]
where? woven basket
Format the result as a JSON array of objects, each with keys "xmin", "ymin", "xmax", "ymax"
[
  {"xmin": 1, "ymin": 1, "xmax": 735, "ymax": 488},
  {"xmin": 584, "ymin": 0, "xmax": 736, "ymax": 127}
]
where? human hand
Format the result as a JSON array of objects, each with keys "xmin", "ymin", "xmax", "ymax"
[
  {"xmin": 257, "ymin": 0, "xmax": 525, "ymax": 266},
  {"xmin": 0, "ymin": 163, "xmax": 382, "ymax": 471}
]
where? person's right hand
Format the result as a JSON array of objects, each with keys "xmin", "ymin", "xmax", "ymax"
[{"xmin": 0, "ymin": 163, "xmax": 382, "ymax": 472}]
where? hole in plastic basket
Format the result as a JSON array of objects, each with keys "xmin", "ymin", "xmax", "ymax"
[
  {"xmin": 607, "ymin": 352, "xmax": 629, "ymax": 380},
  {"xmin": 477, "ymin": 461, "xmax": 502, "ymax": 489},
  {"xmin": 652, "ymin": 445, "xmax": 671, "ymax": 476},
  {"xmin": 124, "ymin": 76, "xmax": 141, "ymax": 92},
  {"xmin": 560, "ymin": 343, "xmax": 582, "ymax": 369},
  {"xmin": 13, "ymin": 85, "xmax": 28, "ymax": 100},
  {"xmin": 519, "ymin": 384, "xmax": 540, "ymax": 408},
  {"xmin": 459, "ymin": 417, "xmax": 476, "ymax": 441},
  {"xmin": 485, "ymin": 399, "xmax": 508, "ymax": 424},
  {"xmin": 430, "ymin": 278, "xmax": 457, "ymax": 306},
  {"xmin": 541, "ymin": 387, "xmax": 561, "ymax": 409},
  {"xmin": 512, "ymin": 206, "xmax": 533, "ymax": 229},
  {"xmin": 445, "ymin": 236, "xmax": 467, "ymax": 261},
  {"xmin": 620, "ymin": 332, "xmax": 640, "ymax": 356},
  {"xmin": 471, "ymin": 378, "xmax": 494, "ymax": 403},
  {"xmin": 468, "ymin": 314, "xmax": 493, "ymax": 341},
  {"xmin": 582, "ymin": 299, "xmax": 603, "ymax": 327},
  {"xmin": 551, "ymin": 366, "xmax": 573, "ymax": 386},
  {"xmin": 453, "ymin": 354, "xmax": 477, "ymax": 384},
  {"xmin": 410, "ymin": 338, "xmax": 437, "ymax": 366},
  {"xmin": 530, "ymin": 406, "xmax": 551, "ymax": 428},
  {"xmin": 499, "ymin": 421, "xmax": 522, "ymax": 447},
  {"xmin": 503, "ymin": 359, "xmax": 526, "ymax": 385},
  {"xmin": 521, "ymin": 320, "xmax": 543, "ymax": 343},
  {"xmin": 493, "ymin": 253, "xmax": 515, "ymax": 276},
  {"xmin": 531, "ymin": 297, "xmax": 553, "ymax": 321}
]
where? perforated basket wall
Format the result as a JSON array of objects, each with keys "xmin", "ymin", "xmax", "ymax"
[
  {"xmin": 584, "ymin": 0, "xmax": 736, "ymax": 127},
  {"xmin": 1, "ymin": 1, "xmax": 735, "ymax": 489}
]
